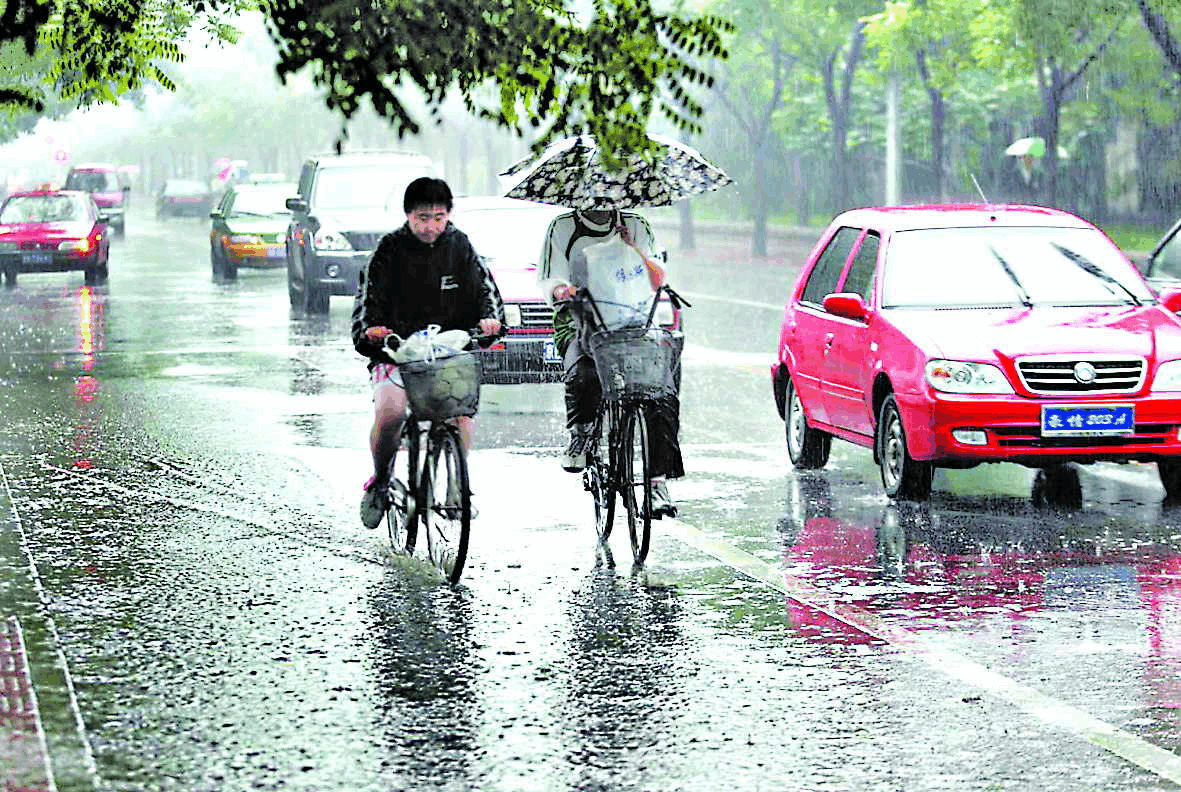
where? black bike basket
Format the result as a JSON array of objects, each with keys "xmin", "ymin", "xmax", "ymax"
[
  {"xmin": 399, "ymin": 351, "xmax": 481, "ymax": 420},
  {"xmin": 588, "ymin": 327, "xmax": 680, "ymax": 401}
]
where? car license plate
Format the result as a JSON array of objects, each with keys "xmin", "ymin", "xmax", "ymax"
[
  {"xmin": 21, "ymin": 251, "xmax": 51, "ymax": 265},
  {"xmin": 543, "ymin": 339, "xmax": 562, "ymax": 363},
  {"xmin": 266, "ymin": 245, "xmax": 284, "ymax": 258},
  {"xmin": 1041, "ymin": 404, "xmax": 1134, "ymax": 437}
]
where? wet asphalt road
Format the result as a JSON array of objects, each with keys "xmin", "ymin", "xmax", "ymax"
[{"xmin": 2, "ymin": 207, "xmax": 1181, "ymax": 791}]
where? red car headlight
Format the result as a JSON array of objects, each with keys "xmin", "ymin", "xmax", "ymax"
[{"xmin": 925, "ymin": 360, "xmax": 1014, "ymax": 394}]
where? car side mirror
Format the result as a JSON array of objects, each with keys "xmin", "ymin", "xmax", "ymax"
[
  {"xmin": 1159, "ymin": 288, "xmax": 1181, "ymax": 314},
  {"xmin": 97, "ymin": 213, "xmax": 111, "ymax": 224},
  {"xmin": 286, "ymin": 197, "xmax": 307, "ymax": 213},
  {"xmin": 823, "ymin": 292, "xmax": 869, "ymax": 321},
  {"xmin": 210, "ymin": 211, "xmax": 222, "ymax": 220}
]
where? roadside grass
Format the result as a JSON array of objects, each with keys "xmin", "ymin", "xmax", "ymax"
[{"xmin": 1101, "ymin": 223, "xmax": 1165, "ymax": 254}]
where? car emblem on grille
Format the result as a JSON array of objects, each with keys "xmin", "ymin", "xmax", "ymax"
[{"xmin": 1073, "ymin": 361, "xmax": 1097, "ymax": 384}]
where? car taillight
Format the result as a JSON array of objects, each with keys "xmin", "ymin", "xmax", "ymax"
[{"xmin": 58, "ymin": 239, "xmax": 93, "ymax": 254}]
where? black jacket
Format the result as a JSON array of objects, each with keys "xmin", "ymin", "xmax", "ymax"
[{"xmin": 351, "ymin": 222, "xmax": 505, "ymax": 366}]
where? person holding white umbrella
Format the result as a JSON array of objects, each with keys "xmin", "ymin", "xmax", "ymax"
[
  {"xmin": 504, "ymin": 134, "xmax": 735, "ymax": 519},
  {"xmin": 537, "ymin": 204, "xmax": 682, "ymax": 518}
]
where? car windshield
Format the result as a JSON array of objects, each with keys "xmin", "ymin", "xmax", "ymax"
[
  {"xmin": 165, "ymin": 180, "xmax": 209, "ymax": 196},
  {"xmin": 0, "ymin": 194, "xmax": 85, "ymax": 223},
  {"xmin": 230, "ymin": 186, "xmax": 295, "ymax": 216},
  {"xmin": 455, "ymin": 206, "xmax": 562, "ymax": 265},
  {"xmin": 311, "ymin": 163, "xmax": 434, "ymax": 210},
  {"xmin": 64, "ymin": 171, "xmax": 114, "ymax": 192},
  {"xmin": 881, "ymin": 226, "xmax": 1155, "ymax": 308}
]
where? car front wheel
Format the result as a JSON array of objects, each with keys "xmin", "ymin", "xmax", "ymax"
[
  {"xmin": 1159, "ymin": 458, "xmax": 1181, "ymax": 502},
  {"xmin": 785, "ymin": 373, "xmax": 831, "ymax": 469},
  {"xmin": 876, "ymin": 394, "xmax": 933, "ymax": 500}
]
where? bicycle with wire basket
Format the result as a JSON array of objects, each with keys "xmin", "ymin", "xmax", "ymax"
[
  {"xmin": 570, "ymin": 285, "xmax": 689, "ymax": 566},
  {"xmin": 381, "ymin": 330, "xmax": 493, "ymax": 585}
]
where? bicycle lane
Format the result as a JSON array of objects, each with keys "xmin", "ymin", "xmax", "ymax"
[{"xmin": 0, "ymin": 460, "xmax": 98, "ymax": 792}]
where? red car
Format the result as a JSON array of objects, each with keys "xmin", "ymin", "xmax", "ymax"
[
  {"xmin": 0, "ymin": 189, "xmax": 111, "ymax": 286},
  {"xmin": 64, "ymin": 162, "xmax": 130, "ymax": 236},
  {"xmin": 771, "ymin": 204, "xmax": 1181, "ymax": 501}
]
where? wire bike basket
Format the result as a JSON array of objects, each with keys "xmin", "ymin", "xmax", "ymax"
[
  {"xmin": 588, "ymin": 326, "xmax": 681, "ymax": 402},
  {"xmin": 399, "ymin": 351, "xmax": 482, "ymax": 420}
]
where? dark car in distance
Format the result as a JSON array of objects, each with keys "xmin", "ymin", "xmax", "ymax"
[
  {"xmin": 0, "ymin": 189, "xmax": 111, "ymax": 286},
  {"xmin": 284, "ymin": 150, "xmax": 435, "ymax": 314},
  {"xmin": 209, "ymin": 181, "xmax": 296, "ymax": 279},
  {"xmin": 157, "ymin": 179, "xmax": 213, "ymax": 219},
  {"xmin": 64, "ymin": 163, "xmax": 129, "ymax": 236}
]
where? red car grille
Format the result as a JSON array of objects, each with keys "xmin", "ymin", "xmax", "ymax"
[
  {"xmin": 344, "ymin": 231, "xmax": 383, "ymax": 252},
  {"xmin": 520, "ymin": 302, "xmax": 552, "ymax": 328},
  {"xmin": 992, "ymin": 423, "xmax": 1173, "ymax": 448},
  {"xmin": 1016, "ymin": 357, "xmax": 1144, "ymax": 394}
]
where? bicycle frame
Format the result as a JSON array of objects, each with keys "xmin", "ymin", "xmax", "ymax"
[{"xmin": 574, "ymin": 286, "xmax": 689, "ymax": 566}]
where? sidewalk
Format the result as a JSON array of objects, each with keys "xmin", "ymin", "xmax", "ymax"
[{"xmin": 1, "ymin": 474, "xmax": 96, "ymax": 792}]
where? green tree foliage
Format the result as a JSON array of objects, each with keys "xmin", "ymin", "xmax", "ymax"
[
  {"xmin": 1136, "ymin": 0, "xmax": 1181, "ymax": 80},
  {"xmin": 0, "ymin": 0, "xmax": 729, "ymax": 162},
  {"xmin": 263, "ymin": 0, "xmax": 730, "ymax": 165},
  {"xmin": 972, "ymin": 0, "xmax": 1128, "ymax": 205},
  {"xmin": 864, "ymin": 0, "xmax": 986, "ymax": 200}
]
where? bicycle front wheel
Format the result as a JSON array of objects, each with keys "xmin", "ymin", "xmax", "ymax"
[
  {"xmin": 422, "ymin": 423, "xmax": 471, "ymax": 585},
  {"xmin": 621, "ymin": 404, "xmax": 653, "ymax": 565},
  {"xmin": 385, "ymin": 421, "xmax": 420, "ymax": 554},
  {"xmin": 586, "ymin": 406, "xmax": 615, "ymax": 544}
]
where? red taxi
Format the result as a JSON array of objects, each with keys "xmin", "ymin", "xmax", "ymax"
[
  {"xmin": 0, "ymin": 189, "xmax": 111, "ymax": 286},
  {"xmin": 772, "ymin": 204, "xmax": 1181, "ymax": 501}
]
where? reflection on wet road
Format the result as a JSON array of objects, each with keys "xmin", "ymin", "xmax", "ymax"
[{"xmin": 1, "ymin": 211, "xmax": 1180, "ymax": 790}]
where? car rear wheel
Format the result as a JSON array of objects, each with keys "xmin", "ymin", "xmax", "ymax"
[
  {"xmin": 876, "ymin": 394, "xmax": 933, "ymax": 500},
  {"xmin": 1158, "ymin": 458, "xmax": 1181, "ymax": 501},
  {"xmin": 785, "ymin": 373, "xmax": 831, "ymax": 469}
]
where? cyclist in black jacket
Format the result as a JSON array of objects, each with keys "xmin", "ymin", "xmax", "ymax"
[{"xmin": 352, "ymin": 177, "xmax": 504, "ymax": 529}]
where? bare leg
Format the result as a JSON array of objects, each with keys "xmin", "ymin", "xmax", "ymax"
[
  {"xmin": 371, "ymin": 382, "xmax": 409, "ymax": 479},
  {"xmin": 453, "ymin": 415, "xmax": 474, "ymax": 453}
]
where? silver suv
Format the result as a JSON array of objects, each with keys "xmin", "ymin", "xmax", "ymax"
[{"xmin": 284, "ymin": 150, "xmax": 436, "ymax": 314}]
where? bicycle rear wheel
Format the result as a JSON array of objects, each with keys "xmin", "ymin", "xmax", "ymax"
[
  {"xmin": 385, "ymin": 421, "xmax": 420, "ymax": 554},
  {"xmin": 621, "ymin": 404, "xmax": 653, "ymax": 565},
  {"xmin": 422, "ymin": 423, "xmax": 471, "ymax": 585},
  {"xmin": 585, "ymin": 405, "xmax": 615, "ymax": 543}
]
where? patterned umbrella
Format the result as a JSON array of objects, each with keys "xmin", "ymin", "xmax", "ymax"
[{"xmin": 500, "ymin": 135, "xmax": 735, "ymax": 210}]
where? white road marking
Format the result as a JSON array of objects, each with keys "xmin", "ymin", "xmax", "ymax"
[
  {"xmin": 661, "ymin": 516, "xmax": 1181, "ymax": 786},
  {"xmin": 677, "ymin": 290, "xmax": 784, "ymax": 312}
]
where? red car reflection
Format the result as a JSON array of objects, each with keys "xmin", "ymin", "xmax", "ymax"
[
  {"xmin": 0, "ymin": 190, "xmax": 111, "ymax": 286},
  {"xmin": 771, "ymin": 205, "xmax": 1181, "ymax": 501}
]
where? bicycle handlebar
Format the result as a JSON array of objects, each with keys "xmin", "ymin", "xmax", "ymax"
[
  {"xmin": 383, "ymin": 327, "xmax": 499, "ymax": 354},
  {"xmin": 557, "ymin": 283, "xmax": 691, "ymax": 327}
]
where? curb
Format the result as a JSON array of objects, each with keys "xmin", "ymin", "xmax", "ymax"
[{"xmin": 0, "ymin": 464, "xmax": 98, "ymax": 792}]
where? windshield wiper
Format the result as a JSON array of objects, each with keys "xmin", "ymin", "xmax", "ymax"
[
  {"xmin": 1052, "ymin": 243, "xmax": 1142, "ymax": 305},
  {"xmin": 988, "ymin": 246, "xmax": 1034, "ymax": 308}
]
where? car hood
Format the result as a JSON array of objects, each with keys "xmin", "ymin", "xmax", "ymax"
[
  {"xmin": 0, "ymin": 221, "xmax": 94, "ymax": 239},
  {"xmin": 887, "ymin": 304, "xmax": 1181, "ymax": 361},
  {"xmin": 488, "ymin": 265, "xmax": 542, "ymax": 302},
  {"xmin": 225, "ymin": 217, "xmax": 289, "ymax": 234},
  {"xmin": 312, "ymin": 208, "xmax": 403, "ymax": 231}
]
